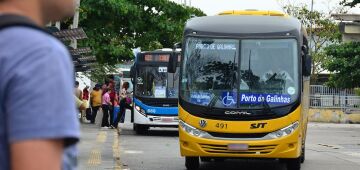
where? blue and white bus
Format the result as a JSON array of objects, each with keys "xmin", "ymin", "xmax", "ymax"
[{"xmin": 130, "ymin": 49, "xmax": 180, "ymax": 134}]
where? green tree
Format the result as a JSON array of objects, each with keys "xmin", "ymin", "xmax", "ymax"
[
  {"xmin": 341, "ymin": 0, "xmax": 360, "ymax": 7},
  {"xmin": 281, "ymin": 4, "xmax": 341, "ymax": 84},
  {"xmin": 79, "ymin": 0, "xmax": 205, "ymax": 64},
  {"xmin": 321, "ymin": 0, "xmax": 360, "ymax": 88},
  {"xmin": 323, "ymin": 42, "xmax": 360, "ymax": 88}
]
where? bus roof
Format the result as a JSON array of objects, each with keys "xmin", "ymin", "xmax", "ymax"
[
  {"xmin": 184, "ymin": 15, "xmax": 302, "ymax": 37},
  {"xmin": 218, "ymin": 10, "xmax": 287, "ymax": 17},
  {"xmin": 140, "ymin": 49, "xmax": 181, "ymax": 54}
]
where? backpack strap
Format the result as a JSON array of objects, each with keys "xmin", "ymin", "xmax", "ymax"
[{"xmin": 0, "ymin": 14, "xmax": 52, "ymax": 36}]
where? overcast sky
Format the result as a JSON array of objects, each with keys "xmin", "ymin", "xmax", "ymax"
[{"xmin": 171, "ymin": 0, "xmax": 360, "ymax": 15}]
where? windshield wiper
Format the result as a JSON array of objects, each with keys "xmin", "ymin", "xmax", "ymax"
[
  {"xmin": 260, "ymin": 96, "xmax": 273, "ymax": 114},
  {"xmin": 207, "ymin": 94, "xmax": 219, "ymax": 110},
  {"xmin": 266, "ymin": 73, "xmax": 277, "ymax": 82}
]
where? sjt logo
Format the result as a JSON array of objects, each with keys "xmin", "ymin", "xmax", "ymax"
[{"xmin": 250, "ymin": 123, "xmax": 267, "ymax": 129}]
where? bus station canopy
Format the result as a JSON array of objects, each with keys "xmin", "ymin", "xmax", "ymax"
[
  {"xmin": 69, "ymin": 47, "xmax": 92, "ymax": 55},
  {"xmin": 53, "ymin": 28, "xmax": 88, "ymax": 41}
]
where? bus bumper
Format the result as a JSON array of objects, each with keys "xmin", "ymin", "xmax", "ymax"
[
  {"xmin": 179, "ymin": 126, "xmax": 301, "ymax": 159},
  {"xmin": 134, "ymin": 109, "xmax": 179, "ymax": 127}
]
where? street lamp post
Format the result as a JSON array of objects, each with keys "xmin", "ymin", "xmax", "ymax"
[{"xmin": 71, "ymin": 0, "xmax": 81, "ymax": 49}]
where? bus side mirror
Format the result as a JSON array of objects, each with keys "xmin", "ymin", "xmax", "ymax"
[
  {"xmin": 168, "ymin": 52, "xmax": 177, "ymax": 73},
  {"xmin": 168, "ymin": 43, "xmax": 181, "ymax": 73},
  {"xmin": 303, "ymin": 55, "xmax": 312, "ymax": 77}
]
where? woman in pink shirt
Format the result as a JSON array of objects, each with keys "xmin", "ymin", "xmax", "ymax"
[{"xmin": 101, "ymin": 88, "xmax": 112, "ymax": 128}]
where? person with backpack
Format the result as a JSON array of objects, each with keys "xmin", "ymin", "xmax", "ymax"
[{"xmin": 0, "ymin": 0, "xmax": 79, "ymax": 170}]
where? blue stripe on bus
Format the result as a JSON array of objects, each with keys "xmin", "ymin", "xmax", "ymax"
[{"xmin": 134, "ymin": 98, "xmax": 178, "ymax": 115}]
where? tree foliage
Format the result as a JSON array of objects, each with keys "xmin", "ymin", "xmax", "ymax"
[
  {"xmin": 341, "ymin": 0, "xmax": 360, "ymax": 7},
  {"xmin": 281, "ymin": 4, "xmax": 341, "ymax": 84},
  {"xmin": 79, "ymin": 0, "xmax": 205, "ymax": 64},
  {"xmin": 323, "ymin": 42, "xmax": 360, "ymax": 88}
]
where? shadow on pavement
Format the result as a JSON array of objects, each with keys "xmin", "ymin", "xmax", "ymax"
[
  {"xmin": 198, "ymin": 159, "xmax": 286, "ymax": 170},
  {"xmin": 119, "ymin": 126, "xmax": 179, "ymax": 137},
  {"xmin": 139, "ymin": 128, "xmax": 179, "ymax": 137}
]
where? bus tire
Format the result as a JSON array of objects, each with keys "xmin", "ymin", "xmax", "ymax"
[
  {"xmin": 285, "ymin": 157, "xmax": 301, "ymax": 170},
  {"xmin": 135, "ymin": 124, "xmax": 148, "ymax": 135},
  {"xmin": 185, "ymin": 157, "xmax": 199, "ymax": 170},
  {"xmin": 200, "ymin": 157, "xmax": 211, "ymax": 162},
  {"xmin": 300, "ymin": 146, "xmax": 305, "ymax": 163},
  {"xmin": 214, "ymin": 158, "xmax": 225, "ymax": 162}
]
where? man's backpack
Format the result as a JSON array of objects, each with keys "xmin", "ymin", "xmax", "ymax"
[{"xmin": 0, "ymin": 14, "xmax": 49, "ymax": 34}]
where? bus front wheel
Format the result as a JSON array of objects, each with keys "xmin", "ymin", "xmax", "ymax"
[
  {"xmin": 200, "ymin": 157, "xmax": 211, "ymax": 162},
  {"xmin": 185, "ymin": 157, "xmax": 199, "ymax": 170},
  {"xmin": 300, "ymin": 146, "xmax": 305, "ymax": 163},
  {"xmin": 133, "ymin": 124, "xmax": 149, "ymax": 134},
  {"xmin": 285, "ymin": 157, "xmax": 301, "ymax": 170}
]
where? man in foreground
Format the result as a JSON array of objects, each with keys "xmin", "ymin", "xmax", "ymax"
[{"xmin": 0, "ymin": 0, "xmax": 80, "ymax": 169}]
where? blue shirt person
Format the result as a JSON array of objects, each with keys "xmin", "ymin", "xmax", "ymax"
[{"xmin": 0, "ymin": 26, "xmax": 80, "ymax": 170}]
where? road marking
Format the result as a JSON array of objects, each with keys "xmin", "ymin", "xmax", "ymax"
[
  {"xmin": 96, "ymin": 131, "xmax": 107, "ymax": 143},
  {"xmin": 344, "ymin": 152, "xmax": 360, "ymax": 157},
  {"xmin": 318, "ymin": 143, "xmax": 344, "ymax": 149},
  {"xmin": 124, "ymin": 150, "xmax": 144, "ymax": 154},
  {"xmin": 113, "ymin": 131, "xmax": 122, "ymax": 170},
  {"xmin": 87, "ymin": 149, "xmax": 102, "ymax": 166},
  {"xmin": 87, "ymin": 131, "xmax": 108, "ymax": 167}
]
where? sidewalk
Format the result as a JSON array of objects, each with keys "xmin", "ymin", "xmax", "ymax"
[{"xmin": 77, "ymin": 111, "xmax": 122, "ymax": 170}]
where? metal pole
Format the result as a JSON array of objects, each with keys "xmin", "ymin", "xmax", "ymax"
[
  {"xmin": 55, "ymin": 21, "xmax": 61, "ymax": 30},
  {"xmin": 71, "ymin": 0, "xmax": 81, "ymax": 49}
]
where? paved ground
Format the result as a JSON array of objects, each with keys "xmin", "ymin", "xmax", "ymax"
[
  {"xmin": 78, "ymin": 111, "xmax": 360, "ymax": 170},
  {"xmin": 77, "ymin": 111, "xmax": 121, "ymax": 170}
]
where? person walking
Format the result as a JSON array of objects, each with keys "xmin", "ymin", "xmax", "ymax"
[
  {"xmin": 0, "ymin": 0, "xmax": 79, "ymax": 169},
  {"xmin": 101, "ymin": 88, "xmax": 112, "ymax": 128},
  {"xmin": 114, "ymin": 82, "xmax": 133, "ymax": 128},
  {"xmin": 90, "ymin": 84, "xmax": 102, "ymax": 124}
]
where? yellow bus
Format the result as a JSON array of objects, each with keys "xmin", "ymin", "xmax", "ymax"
[{"xmin": 168, "ymin": 10, "xmax": 311, "ymax": 170}]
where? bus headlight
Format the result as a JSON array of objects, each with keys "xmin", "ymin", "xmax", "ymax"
[
  {"xmin": 179, "ymin": 120, "xmax": 208, "ymax": 138},
  {"xmin": 135, "ymin": 105, "xmax": 146, "ymax": 116},
  {"xmin": 266, "ymin": 121, "xmax": 299, "ymax": 139}
]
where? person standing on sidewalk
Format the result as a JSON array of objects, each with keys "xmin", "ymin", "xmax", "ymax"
[
  {"xmin": 90, "ymin": 84, "xmax": 102, "ymax": 124},
  {"xmin": 74, "ymin": 81, "xmax": 82, "ymax": 100},
  {"xmin": 101, "ymin": 88, "xmax": 112, "ymax": 128},
  {"xmin": 83, "ymin": 86, "xmax": 90, "ymax": 101},
  {"xmin": 0, "ymin": 0, "xmax": 80, "ymax": 170},
  {"xmin": 109, "ymin": 88, "xmax": 117, "ymax": 128}
]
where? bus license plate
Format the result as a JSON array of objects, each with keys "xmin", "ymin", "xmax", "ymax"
[
  {"xmin": 161, "ymin": 117, "xmax": 174, "ymax": 122},
  {"xmin": 228, "ymin": 144, "xmax": 249, "ymax": 151}
]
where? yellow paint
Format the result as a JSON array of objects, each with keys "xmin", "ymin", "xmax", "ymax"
[
  {"xmin": 113, "ymin": 131, "xmax": 122, "ymax": 170},
  {"xmin": 309, "ymin": 108, "xmax": 360, "ymax": 123},
  {"xmin": 218, "ymin": 10, "xmax": 286, "ymax": 17},
  {"xmin": 178, "ymin": 105, "xmax": 306, "ymax": 159},
  {"xmin": 96, "ymin": 131, "xmax": 107, "ymax": 143},
  {"xmin": 87, "ymin": 149, "xmax": 102, "ymax": 166},
  {"xmin": 180, "ymin": 106, "xmax": 301, "ymax": 133}
]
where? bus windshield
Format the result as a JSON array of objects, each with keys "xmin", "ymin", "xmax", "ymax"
[
  {"xmin": 180, "ymin": 37, "xmax": 299, "ymax": 109},
  {"xmin": 135, "ymin": 66, "xmax": 180, "ymax": 99}
]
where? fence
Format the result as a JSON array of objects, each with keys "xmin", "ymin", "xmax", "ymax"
[{"xmin": 310, "ymin": 85, "xmax": 360, "ymax": 110}]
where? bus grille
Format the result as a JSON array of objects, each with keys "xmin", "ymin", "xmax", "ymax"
[{"xmin": 199, "ymin": 144, "xmax": 277, "ymax": 155}]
